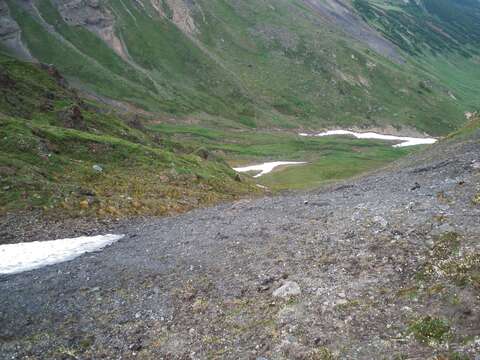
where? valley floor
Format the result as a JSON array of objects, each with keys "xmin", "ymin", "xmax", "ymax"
[{"xmin": 0, "ymin": 131, "xmax": 479, "ymax": 359}]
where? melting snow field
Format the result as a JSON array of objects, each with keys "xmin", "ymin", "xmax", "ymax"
[
  {"xmin": 299, "ymin": 130, "xmax": 437, "ymax": 147},
  {"xmin": 233, "ymin": 161, "xmax": 307, "ymax": 178},
  {"xmin": 0, "ymin": 234, "xmax": 124, "ymax": 275}
]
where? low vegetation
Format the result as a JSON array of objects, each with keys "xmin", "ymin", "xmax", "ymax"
[
  {"xmin": 0, "ymin": 55, "xmax": 258, "ymax": 218},
  {"xmin": 149, "ymin": 123, "xmax": 413, "ymax": 190},
  {"xmin": 0, "ymin": 54, "xmax": 438, "ymax": 218},
  {"xmin": 409, "ymin": 316, "xmax": 451, "ymax": 344}
]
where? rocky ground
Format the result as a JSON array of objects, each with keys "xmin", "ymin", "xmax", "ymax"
[
  {"xmin": 0, "ymin": 212, "xmax": 123, "ymax": 246},
  {"xmin": 1, "ymin": 130, "xmax": 479, "ymax": 359}
]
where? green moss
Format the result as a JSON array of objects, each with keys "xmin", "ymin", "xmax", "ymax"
[{"xmin": 408, "ymin": 316, "xmax": 450, "ymax": 344}]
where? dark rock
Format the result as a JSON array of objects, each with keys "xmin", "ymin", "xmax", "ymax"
[
  {"xmin": 257, "ymin": 285, "xmax": 271, "ymax": 292},
  {"xmin": 410, "ymin": 160, "xmax": 450, "ymax": 174},
  {"xmin": 194, "ymin": 147, "xmax": 210, "ymax": 160},
  {"xmin": 411, "ymin": 182, "xmax": 421, "ymax": 190},
  {"xmin": 128, "ymin": 338, "xmax": 143, "ymax": 351},
  {"xmin": 58, "ymin": 105, "xmax": 86, "ymax": 130},
  {"xmin": 39, "ymin": 100, "xmax": 54, "ymax": 112},
  {"xmin": 128, "ymin": 115, "xmax": 145, "ymax": 131},
  {"xmin": 260, "ymin": 275, "xmax": 275, "ymax": 286},
  {"xmin": 78, "ymin": 188, "xmax": 96, "ymax": 197},
  {"xmin": 0, "ymin": 70, "xmax": 15, "ymax": 89},
  {"xmin": 40, "ymin": 64, "xmax": 67, "ymax": 87}
]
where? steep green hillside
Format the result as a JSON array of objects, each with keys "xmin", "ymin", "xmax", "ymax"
[
  {"xmin": 1, "ymin": 0, "xmax": 477, "ymax": 134},
  {"xmin": 353, "ymin": 0, "xmax": 480, "ymax": 56},
  {"xmin": 0, "ymin": 54, "xmax": 258, "ymax": 217},
  {"xmin": 353, "ymin": 0, "xmax": 480, "ymax": 109},
  {"xmin": 0, "ymin": 53, "xmax": 417, "ymax": 220}
]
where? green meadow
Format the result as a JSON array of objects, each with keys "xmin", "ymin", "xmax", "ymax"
[{"xmin": 149, "ymin": 123, "xmax": 414, "ymax": 190}]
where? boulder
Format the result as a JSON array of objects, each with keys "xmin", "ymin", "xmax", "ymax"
[{"xmin": 273, "ymin": 281, "xmax": 301, "ymax": 298}]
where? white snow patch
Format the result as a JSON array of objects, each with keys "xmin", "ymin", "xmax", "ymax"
[
  {"xmin": 299, "ymin": 130, "xmax": 437, "ymax": 147},
  {"xmin": 0, "ymin": 234, "xmax": 124, "ymax": 275},
  {"xmin": 233, "ymin": 161, "xmax": 307, "ymax": 178}
]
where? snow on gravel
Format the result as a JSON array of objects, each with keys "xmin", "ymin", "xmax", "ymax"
[
  {"xmin": 0, "ymin": 234, "xmax": 124, "ymax": 275},
  {"xmin": 233, "ymin": 161, "xmax": 307, "ymax": 177},
  {"xmin": 299, "ymin": 130, "xmax": 437, "ymax": 147}
]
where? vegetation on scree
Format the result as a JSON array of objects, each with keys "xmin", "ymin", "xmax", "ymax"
[
  {"xmin": 0, "ymin": 54, "xmax": 258, "ymax": 218},
  {"xmin": 404, "ymin": 227, "xmax": 480, "ymax": 354},
  {"xmin": 408, "ymin": 316, "xmax": 450, "ymax": 344}
]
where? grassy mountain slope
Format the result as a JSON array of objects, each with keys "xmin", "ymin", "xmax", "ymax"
[
  {"xmin": 1, "ymin": 0, "xmax": 477, "ymax": 134},
  {"xmin": 0, "ymin": 53, "xmax": 417, "ymax": 219},
  {"xmin": 0, "ymin": 54, "xmax": 258, "ymax": 216},
  {"xmin": 353, "ymin": 0, "xmax": 480, "ymax": 110}
]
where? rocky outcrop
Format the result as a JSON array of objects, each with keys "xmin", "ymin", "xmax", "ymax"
[
  {"xmin": 50, "ymin": 0, "xmax": 129, "ymax": 60},
  {"xmin": 0, "ymin": 0, "xmax": 32, "ymax": 60},
  {"xmin": 149, "ymin": 0, "xmax": 199, "ymax": 35},
  {"xmin": 301, "ymin": 0, "xmax": 403, "ymax": 62},
  {"xmin": 57, "ymin": 105, "xmax": 87, "ymax": 130}
]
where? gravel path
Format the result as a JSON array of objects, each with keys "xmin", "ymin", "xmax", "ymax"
[{"xmin": 1, "ymin": 132, "xmax": 479, "ymax": 359}]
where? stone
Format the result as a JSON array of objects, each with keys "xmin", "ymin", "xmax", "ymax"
[
  {"xmin": 194, "ymin": 147, "xmax": 210, "ymax": 160},
  {"xmin": 273, "ymin": 281, "xmax": 301, "ymax": 298},
  {"xmin": 373, "ymin": 215, "xmax": 388, "ymax": 228},
  {"xmin": 92, "ymin": 164, "xmax": 103, "ymax": 172},
  {"xmin": 128, "ymin": 339, "xmax": 142, "ymax": 351},
  {"xmin": 58, "ymin": 105, "xmax": 85, "ymax": 129}
]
